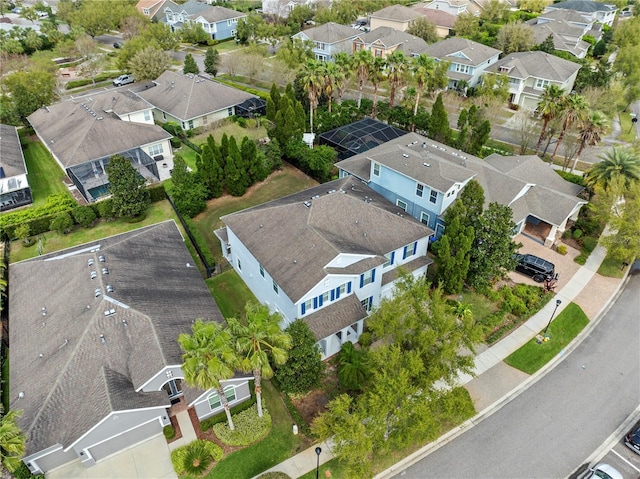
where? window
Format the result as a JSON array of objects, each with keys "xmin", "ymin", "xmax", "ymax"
[
  {"xmin": 188, "ymin": 120, "xmax": 194, "ymax": 130},
  {"xmin": 396, "ymin": 199, "xmax": 407, "ymax": 211},
  {"xmin": 535, "ymin": 78, "xmax": 550, "ymax": 89},
  {"xmin": 455, "ymin": 64, "xmax": 470, "ymax": 74},
  {"xmin": 304, "ymin": 298, "xmax": 313, "ymax": 312},
  {"xmin": 374, "ymin": 49, "xmax": 383, "ymax": 57},
  {"xmin": 315, "ymin": 42, "xmax": 325, "ymax": 50},
  {"xmin": 149, "ymin": 143, "xmax": 164, "ymax": 156},
  {"xmin": 143, "ymin": 110, "xmax": 151, "ymax": 121},
  {"xmin": 338, "ymin": 283, "xmax": 346, "ymax": 295},
  {"xmin": 321, "ymin": 291, "xmax": 329, "ymax": 303},
  {"xmin": 259, "ymin": 264, "xmax": 265, "ymax": 277},
  {"xmin": 403, "ymin": 241, "xmax": 417, "ymax": 259},
  {"xmin": 143, "ymin": 8, "xmax": 149, "ymax": 14},
  {"xmin": 360, "ymin": 269, "xmax": 375, "ymax": 287},
  {"xmin": 361, "ymin": 297, "xmax": 373, "ymax": 312},
  {"xmin": 237, "ymin": 258, "xmax": 242, "ymax": 271},
  {"xmin": 416, "ymin": 183, "xmax": 424, "ymax": 197},
  {"xmin": 227, "ymin": 107, "xmax": 233, "ymax": 116},
  {"xmin": 373, "ymin": 163, "xmax": 380, "ymax": 176},
  {"xmin": 420, "ymin": 211, "xmax": 430, "ymax": 225},
  {"xmin": 429, "ymin": 190, "xmax": 438, "ymax": 204},
  {"xmin": 272, "ymin": 280, "xmax": 279, "ymax": 294},
  {"xmin": 383, "ymin": 252, "xmax": 395, "ymax": 267},
  {"xmin": 208, "ymin": 386, "xmax": 236, "ymax": 410},
  {"xmin": 508, "ymin": 77, "xmax": 520, "ymax": 86}
]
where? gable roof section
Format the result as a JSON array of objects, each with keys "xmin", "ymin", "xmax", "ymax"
[
  {"xmin": 359, "ymin": 26, "xmax": 429, "ymax": 55},
  {"xmin": 136, "ymin": 0, "xmax": 168, "ymax": 17},
  {"xmin": 538, "ymin": 8, "xmax": 591, "ymax": 23},
  {"xmin": 10, "ymin": 221, "xmax": 225, "ymax": 455},
  {"xmin": 530, "ymin": 22, "xmax": 589, "ymax": 57},
  {"xmin": 370, "ymin": 4, "xmax": 423, "ymax": 22},
  {"xmin": 0, "ymin": 124, "xmax": 27, "ymax": 178},
  {"xmin": 296, "ymin": 22, "xmax": 359, "ymax": 43},
  {"xmin": 422, "ymin": 37, "xmax": 501, "ymax": 66},
  {"xmin": 27, "ymin": 94, "xmax": 171, "ymax": 168},
  {"xmin": 303, "ymin": 293, "xmax": 367, "ymax": 340},
  {"xmin": 136, "ymin": 70, "xmax": 256, "ymax": 122},
  {"xmin": 222, "ymin": 177, "xmax": 433, "ymax": 303},
  {"xmin": 416, "ymin": 8, "xmax": 457, "ymax": 28},
  {"xmin": 547, "ymin": 0, "xmax": 616, "ymax": 12},
  {"xmin": 490, "ymin": 51, "xmax": 581, "ymax": 82}
]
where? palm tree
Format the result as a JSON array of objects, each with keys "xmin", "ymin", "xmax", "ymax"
[
  {"xmin": 410, "ymin": 54, "xmax": 437, "ymax": 117},
  {"xmin": 369, "ymin": 56, "xmax": 386, "ymax": 118},
  {"xmin": 0, "ymin": 410, "xmax": 26, "ymax": 474},
  {"xmin": 386, "ymin": 50, "xmax": 408, "ymax": 108},
  {"xmin": 332, "ymin": 52, "xmax": 351, "ymax": 103},
  {"xmin": 535, "ymin": 85, "xmax": 564, "ymax": 155},
  {"xmin": 178, "ymin": 320, "xmax": 239, "ymax": 430},
  {"xmin": 227, "ymin": 303, "xmax": 291, "ymax": 418},
  {"xmin": 353, "ymin": 49, "xmax": 373, "ymax": 109},
  {"xmin": 299, "ymin": 59, "xmax": 323, "ymax": 132},
  {"xmin": 585, "ymin": 147, "xmax": 640, "ymax": 191},
  {"xmin": 318, "ymin": 61, "xmax": 343, "ymax": 113},
  {"xmin": 570, "ymin": 110, "xmax": 608, "ymax": 172},
  {"xmin": 551, "ymin": 94, "xmax": 589, "ymax": 158}
]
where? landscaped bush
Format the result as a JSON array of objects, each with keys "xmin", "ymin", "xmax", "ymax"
[
  {"xmin": 555, "ymin": 170, "xmax": 586, "ymax": 187},
  {"xmin": 0, "ymin": 194, "xmax": 75, "ymax": 238},
  {"xmin": 148, "ymin": 184, "xmax": 166, "ymax": 203},
  {"xmin": 170, "ymin": 439, "xmax": 222, "ymax": 476},
  {"xmin": 556, "ymin": 244, "xmax": 568, "ymax": 255},
  {"xmin": 200, "ymin": 383, "xmax": 256, "ymax": 432},
  {"xmin": 212, "ymin": 407, "xmax": 271, "ymax": 446},
  {"xmin": 498, "ymin": 286, "xmax": 527, "ymax": 315},
  {"xmin": 170, "ymin": 137, "xmax": 182, "ymax": 148},
  {"xmin": 573, "ymin": 229, "xmax": 583, "ymax": 240},
  {"xmin": 162, "ymin": 122, "xmax": 184, "ymax": 138},
  {"xmin": 163, "ymin": 424, "xmax": 176, "ymax": 440},
  {"xmin": 50, "ymin": 211, "xmax": 74, "ymax": 234},
  {"xmin": 257, "ymin": 473, "xmax": 292, "ymax": 479},
  {"xmin": 582, "ymin": 236, "xmax": 598, "ymax": 253},
  {"xmin": 358, "ymin": 331, "xmax": 372, "ymax": 348},
  {"xmin": 72, "ymin": 205, "xmax": 97, "ymax": 227},
  {"xmin": 12, "ymin": 462, "xmax": 44, "ymax": 479},
  {"xmin": 65, "ymin": 72, "xmax": 119, "ymax": 89},
  {"xmin": 94, "ymin": 198, "xmax": 115, "ymax": 219}
]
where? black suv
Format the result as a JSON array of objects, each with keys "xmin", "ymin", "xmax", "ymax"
[{"xmin": 514, "ymin": 254, "xmax": 555, "ymax": 283}]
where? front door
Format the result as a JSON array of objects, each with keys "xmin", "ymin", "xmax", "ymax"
[{"xmin": 163, "ymin": 379, "xmax": 183, "ymax": 405}]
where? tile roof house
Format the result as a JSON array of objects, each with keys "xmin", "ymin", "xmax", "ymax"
[
  {"xmin": 486, "ymin": 51, "xmax": 581, "ymax": 110},
  {"xmin": 0, "ymin": 124, "xmax": 32, "ymax": 211},
  {"xmin": 544, "ymin": 0, "xmax": 618, "ymax": 26},
  {"xmin": 215, "ymin": 177, "xmax": 434, "ymax": 359},
  {"xmin": 369, "ymin": 4, "xmax": 423, "ymax": 32},
  {"xmin": 422, "ymin": 37, "xmax": 502, "ymax": 89},
  {"xmin": 27, "ymin": 90, "xmax": 172, "ymax": 203},
  {"xmin": 135, "ymin": 0, "xmax": 171, "ymax": 20},
  {"xmin": 11, "ymin": 221, "xmax": 252, "ymax": 475},
  {"xmin": 163, "ymin": 0, "xmax": 247, "ymax": 40},
  {"xmin": 292, "ymin": 22, "xmax": 360, "ymax": 62},
  {"xmin": 352, "ymin": 26, "xmax": 429, "ymax": 59},
  {"xmin": 414, "ymin": 8, "xmax": 457, "ymax": 38},
  {"xmin": 135, "ymin": 70, "xmax": 258, "ymax": 131},
  {"xmin": 336, "ymin": 132, "xmax": 586, "ymax": 247}
]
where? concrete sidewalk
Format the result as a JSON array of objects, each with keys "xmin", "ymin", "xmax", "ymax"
[{"xmin": 263, "ymin": 242, "xmax": 626, "ymax": 479}]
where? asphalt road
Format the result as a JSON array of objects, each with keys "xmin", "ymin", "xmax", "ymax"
[{"xmin": 396, "ymin": 268, "xmax": 640, "ymax": 479}]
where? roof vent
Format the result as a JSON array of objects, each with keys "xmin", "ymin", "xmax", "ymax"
[
  {"xmin": 102, "ymin": 267, "xmax": 109, "ymax": 275},
  {"xmin": 100, "ymin": 334, "xmax": 106, "ymax": 344},
  {"xmin": 422, "ymin": 142, "xmax": 427, "ymax": 149},
  {"xmin": 41, "ymin": 307, "xmax": 47, "ymax": 316},
  {"xmin": 304, "ymin": 201, "xmax": 311, "ymax": 208},
  {"xmin": 402, "ymin": 153, "xmax": 409, "ymax": 158},
  {"xmin": 90, "ymin": 271, "xmax": 97, "ymax": 280},
  {"xmin": 122, "ymin": 319, "xmax": 128, "ymax": 327},
  {"xmin": 18, "ymin": 392, "xmax": 24, "ymax": 399},
  {"xmin": 423, "ymin": 163, "xmax": 430, "ymax": 167},
  {"xmin": 94, "ymin": 288, "xmax": 101, "ymax": 297},
  {"xmin": 88, "ymin": 259, "xmax": 94, "ymax": 266},
  {"xmin": 106, "ymin": 285, "xmax": 114, "ymax": 293},
  {"xmin": 99, "ymin": 255, "xmax": 106, "ymax": 262}
]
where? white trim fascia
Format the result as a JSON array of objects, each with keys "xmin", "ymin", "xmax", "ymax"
[
  {"xmin": 135, "ymin": 365, "xmax": 183, "ymax": 392},
  {"xmin": 78, "ymin": 416, "xmax": 164, "ymax": 453},
  {"xmin": 187, "ymin": 377, "xmax": 254, "ymax": 407}
]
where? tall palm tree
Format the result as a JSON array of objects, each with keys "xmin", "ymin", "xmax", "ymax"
[
  {"xmin": 369, "ymin": 56, "xmax": 386, "ymax": 118},
  {"xmin": 386, "ymin": 50, "xmax": 408, "ymax": 108},
  {"xmin": 332, "ymin": 52, "xmax": 351, "ymax": 103},
  {"xmin": 0, "ymin": 410, "xmax": 26, "ymax": 474},
  {"xmin": 318, "ymin": 61, "xmax": 343, "ymax": 113},
  {"xmin": 535, "ymin": 85, "xmax": 564, "ymax": 155},
  {"xmin": 227, "ymin": 303, "xmax": 291, "ymax": 418},
  {"xmin": 410, "ymin": 54, "xmax": 437, "ymax": 117},
  {"xmin": 571, "ymin": 110, "xmax": 608, "ymax": 172},
  {"xmin": 178, "ymin": 320, "xmax": 239, "ymax": 430},
  {"xmin": 353, "ymin": 49, "xmax": 373, "ymax": 109},
  {"xmin": 551, "ymin": 94, "xmax": 589, "ymax": 158},
  {"xmin": 585, "ymin": 147, "xmax": 640, "ymax": 191},
  {"xmin": 299, "ymin": 59, "xmax": 323, "ymax": 132}
]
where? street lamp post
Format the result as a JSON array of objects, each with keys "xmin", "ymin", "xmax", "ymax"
[
  {"xmin": 543, "ymin": 299, "xmax": 562, "ymax": 335},
  {"xmin": 315, "ymin": 446, "xmax": 322, "ymax": 479}
]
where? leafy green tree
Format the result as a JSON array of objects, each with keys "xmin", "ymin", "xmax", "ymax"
[
  {"xmin": 224, "ymin": 142, "xmax": 247, "ymax": 196},
  {"xmin": 1, "ymin": 69, "xmax": 57, "ymax": 121},
  {"xmin": 468, "ymin": 120, "xmax": 491, "ymax": 156},
  {"xmin": 460, "ymin": 178, "xmax": 485, "ymax": 224},
  {"xmin": 276, "ymin": 38, "xmax": 314, "ymax": 69},
  {"xmin": 183, "ymin": 53, "xmax": 199, "ymax": 75},
  {"xmin": 495, "ymin": 21, "xmax": 535, "ymax": 54},
  {"xmin": 453, "ymin": 11, "xmax": 480, "ymax": 39},
  {"xmin": 204, "ymin": 47, "xmax": 220, "ymax": 77},
  {"xmin": 287, "ymin": 4, "xmax": 314, "ymax": 30},
  {"xmin": 353, "ymin": 49, "xmax": 373, "ymax": 109},
  {"xmin": 407, "ymin": 16, "xmax": 438, "ymax": 44},
  {"xmin": 70, "ymin": 0, "xmax": 118, "ymax": 37},
  {"xmin": 72, "ymin": 205, "xmax": 97, "ymax": 228},
  {"xmin": 14, "ymin": 223, "xmax": 31, "ymax": 245},
  {"xmin": 106, "ymin": 154, "xmax": 150, "ymax": 218},
  {"xmin": 274, "ymin": 319, "xmax": 324, "ymax": 394},
  {"xmin": 0, "ymin": 410, "xmax": 26, "ymax": 474},
  {"xmin": 140, "ymin": 22, "xmax": 179, "ymax": 51},
  {"xmin": 128, "ymin": 46, "xmax": 170, "ymax": 81},
  {"xmin": 536, "ymin": 34, "xmax": 555, "ymax": 54},
  {"xmin": 597, "ymin": 180, "xmax": 640, "ymax": 263},
  {"xmin": 480, "ymin": 0, "xmax": 510, "ymax": 23},
  {"xmin": 180, "ymin": 22, "xmax": 209, "ymax": 44},
  {"xmin": 585, "ymin": 147, "xmax": 640, "ymax": 191},
  {"xmin": 178, "ymin": 320, "xmax": 239, "ymax": 430},
  {"xmin": 299, "ymin": 59, "xmax": 323, "ymax": 131},
  {"xmin": 301, "ymin": 144, "xmax": 336, "ymax": 182},
  {"xmin": 535, "ymin": 84, "xmax": 565, "ymax": 154},
  {"xmin": 476, "ymin": 72, "xmax": 510, "ymax": 107},
  {"xmin": 171, "ymin": 154, "xmax": 207, "ymax": 217},
  {"xmin": 337, "ymin": 342, "xmax": 370, "ymax": 392},
  {"xmin": 50, "ymin": 211, "xmax": 74, "ymax": 234},
  {"xmin": 428, "ymin": 92, "xmax": 451, "ymax": 144},
  {"xmin": 228, "ymin": 302, "xmax": 292, "ymax": 418},
  {"xmin": 519, "ymin": 0, "xmax": 549, "ymax": 13}
]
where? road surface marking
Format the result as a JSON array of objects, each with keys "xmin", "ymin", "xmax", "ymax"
[{"xmin": 611, "ymin": 448, "xmax": 640, "ymax": 473}]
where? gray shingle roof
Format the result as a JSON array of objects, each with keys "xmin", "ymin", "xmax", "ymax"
[
  {"xmin": 422, "ymin": 37, "xmax": 502, "ymax": 66},
  {"xmin": 169, "ymin": 0, "xmax": 244, "ymax": 21},
  {"xmin": 297, "ymin": 22, "xmax": 360, "ymax": 43},
  {"xmin": 417, "ymin": 9, "xmax": 457, "ymax": 28},
  {"xmin": 381, "ymin": 255, "xmax": 433, "ymax": 285},
  {"xmin": 303, "ymin": 293, "xmax": 367, "ymax": 340},
  {"xmin": 538, "ymin": 9, "xmax": 591, "ymax": 23},
  {"xmin": 10, "ymin": 221, "xmax": 225, "ymax": 455},
  {"xmin": 490, "ymin": 51, "xmax": 581, "ymax": 82},
  {"xmin": 221, "ymin": 177, "xmax": 433, "ymax": 303},
  {"xmin": 359, "ymin": 26, "xmax": 429, "ymax": 55},
  {"xmin": 547, "ymin": 0, "xmax": 616, "ymax": 12},
  {"xmin": 370, "ymin": 4, "xmax": 423, "ymax": 22},
  {"xmin": 136, "ymin": 71, "xmax": 256, "ymax": 122},
  {"xmin": 0, "ymin": 124, "xmax": 26, "ymax": 178}
]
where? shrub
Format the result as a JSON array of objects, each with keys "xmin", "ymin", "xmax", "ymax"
[
  {"xmin": 72, "ymin": 205, "xmax": 97, "ymax": 227},
  {"xmin": 358, "ymin": 331, "xmax": 372, "ymax": 348},
  {"xmin": 575, "ymin": 253, "xmax": 588, "ymax": 265},
  {"xmin": 556, "ymin": 244, "xmax": 568, "ymax": 255},
  {"xmin": 212, "ymin": 407, "xmax": 271, "ymax": 446},
  {"xmin": 171, "ymin": 440, "xmax": 222, "ymax": 476},
  {"xmin": 50, "ymin": 212, "xmax": 74, "ymax": 234},
  {"xmin": 0, "ymin": 194, "xmax": 74, "ymax": 237},
  {"xmin": 200, "ymin": 383, "xmax": 256, "ymax": 431},
  {"xmin": 582, "ymin": 236, "xmax": 598, "ymax": 253},
  {"xmin": 148, "ymin": 184, "xmax": 166, "ymax": 203},
  {"xmin": 499, "ymin": 286, "xmax": 527, "ymax": 316},
  {"xmin": 257, "ymin": 473, "xmax": 292, "ymax": 479},
  {"xmin": 163, "ymin": 425, "xmax": 176, "ymax": 440},
  {"xmin": 573, "ymin": 229, "xmax": 583, "ymax": 239},
  {"xmin": 162, "ymin": 122, "xmax": 184, "ymax": 138},
  {"xmin": 170, "ymin": 137, "xmax": 182, "ymax": 148},
  {"xmin": 555, "ymin": 170, "xmax": 586, "ymax": 187},
  {"xmin": 95, "ymin": 198, "xmax": 115, "ymax": 219}
]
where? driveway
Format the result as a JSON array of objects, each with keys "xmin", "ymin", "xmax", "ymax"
[{"xmin": 46, "ymin": 435, "xmax": 176, "ymax": 479}]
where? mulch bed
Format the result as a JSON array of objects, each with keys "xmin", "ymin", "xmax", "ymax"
[
  {"xmin": 187, "ymin": 407, "xmax": 243, "ymax": 456},
  {"xmin": 167, "ymin": 414, "xmax": 183, "ymax": 443}
]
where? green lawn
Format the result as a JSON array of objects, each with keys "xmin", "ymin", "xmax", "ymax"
[
  {"xmin": 458, "ymin": 289, "xmax": 499, "ymax": 324},
  {"xmin": 207, "ymin": 380, "xmax": 303, "ymax": 479},
  {"xmin": 206, "ymin": 269, "xmax": 257, "ymax": 319},
  {"xmin": 618, "ymin": 112, "xmax": 637, "ymax": 143},
  {"xmin": 504, "ymin": 302, "xmax": 589, "ymax": 374},
  {"xmin": 21, "ymin": 136, "xmax": 69, "ymax": 206},
  {"xmin": 597, "ymin": 253, "xmax": 627, "ymax": 278},
  {"xmin": 298, "ymin": 458, "xmax": 350, "ymax": 479},
  {"xmin": 191, "ymin": 120, "xmax": 268, "ymax": 144},
  {"xmin": 9, "ymin": 201, "xmax": 178, "ymax": 263}
]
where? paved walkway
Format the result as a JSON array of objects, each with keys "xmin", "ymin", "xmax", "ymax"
[
  {"xmin": 168, "ymin": 410, "xmax": 198, "ymax": 451},
  {"xmin": 263, "ymin": 241, "xmax": 627, "ymax": 479}
]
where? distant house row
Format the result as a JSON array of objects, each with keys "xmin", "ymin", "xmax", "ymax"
[{"xmin": 26, "ymin": 71, "xmax": 264, "ymax": 205}]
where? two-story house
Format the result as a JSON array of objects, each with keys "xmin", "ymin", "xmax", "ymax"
[
  {"xmin": 422, "ymin": 37, "xmax": 502, "ymax": 89},
  {"xmin": 12, "ymin": 221, "xmax": 253, "ymax": 475},
  {"xmin": 422, "ymin": 0, "xmax": 468, "ymax": 16},
  {"xmin": 261, "ymin": 0, "xmax": 320, "ymax": 18},
  {"xmin": 544, "ymin": 0, "xmax": 618, "ymax": 27},
  {"xmin": 0, "ymin": 124, "xmax": 32, "ymax": 211},
  {"xmin": 136, "ymin": 0, "xmax": 171, "ymax": 21},
  {"xmin": 27, "ymin": 90, "xmax": 172, "ymax": 203},
  {"xmin": 292, "ymin": 22, "xmax": 360, "ymax": 62},
  {"xmin": 163, "ymin": 0, "xmax": 246, "ymax": 40},
  {"xmin": 352, "ymin": 26, "xmax": 429, "ymax": 59},
  {"xmin": 215, "ymin": 177, "xmax": 434, "ymax": 359},
  {"xmin": 414, "ymin": 8, "xmax": 457, "ymax": 38},
  {"xmin": 369, "ymin": 4, "xmax": 423, "ymax": 32},
  {"xmin": 533, "ymin": 9, "xmax": 604, "ymax": 41},
  {"xmin": 336, "ymin": 132, "xmax": 586, "ymax": 247},
  {"xmin": 486, "ymin": 51, "xmax": 581, "ymax": 110}
]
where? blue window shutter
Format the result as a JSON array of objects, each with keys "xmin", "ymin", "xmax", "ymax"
[
  {"xmin": 335, "ymin": 287, "xmax": 340, "ymax": 299},
  {"xmin": 390, "ymin": 251, "xmax": 395, "ymax": 265},
  {"xmin": 318, "ymin": 294, "xmax": 323, "ymax": 307},
  {"xmin": 359, "ymin": 274, "xmax": 364, "ymax": 288},
  {"xmin": 331, "ymin": 290, "xmax": 335, "ymax": 301},
  {"xmin": 313, "ymin": 297, "xmax": 318, "ymax": 309},
  {"xmin": 371, "ymin": 269, "xmax": 376, "ymax": 282},
  {"xmin": 347, "ymin": 282, "xmax": 352, "ymax": 293},
  {"xmin": 301, "ymin": 303, "xmax": 306, "ymax": 315},
  {"xmin": 369, "ymin": 296, "xmax": 373, "ymax": 309},
  {"xmin": 403, "ymin": 246, "xmax": 407, "ymax": 260},
  {"xmin": 413, "ymin": 242, "xmax": 417, "ymax": 255}
]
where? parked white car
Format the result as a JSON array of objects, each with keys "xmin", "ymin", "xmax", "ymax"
[{"xmin": 112, "ymin": 74, "xmax": 134, "ymax": 86}]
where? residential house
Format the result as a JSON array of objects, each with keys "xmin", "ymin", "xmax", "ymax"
[
  {"xmin": 11, "ymin": 221, "xmax": 252, "ymax": 475},
  {"xmin": 422, "ymin": 0, "xmax": 468, "ymax": 16},
  {"xmin": 369, "ymin": 4, "xmax": 422, "ymax": 32},
  {"xmin": 0, "ymin": 124, "xmax": 32, "ymax": 211},
  {"xmin": 422, "ymin": 37, "xmax": 502, "ymax": 89},
  {"xmin": 261, "ymin": 0, "xmax": 320, "ymax": 18},
  {"xmin": 292, "ymin": 22, "xmax": 359, "ymax": 61},
  {"xmin": 352, "ymin": 26, "xmax": 429, "ymax": 59},
  {"xmin": 529, "ymin": 18, "xmax": 591, "ymax": 58},
  {"xmin": 544, "ymin": 0, "xmax": 618, "ymax": 27},
  {"xmin": 215, "ymin": 177, "xmax": 434, "ymax": 359},
  {"xmin": 336, "ymin": 132, "xmax": 586, "ymax": 246},
  {"xmin": 136, "ymin": 70, "xmax": 259, "ymax": 131},
  {"xmin": 163, "ymin": 0, "xmax": 246, "ymax": 40},
  {"xmin": 136, "ymin": 0, "xmax": 171, "ymax": 20},
  {"xmin": 27, "ymin": 90, "xmax": 172, "ymax": 203},
  {"xmin": 486, "ymin": 51, "xmax": 581, "ymax": 110},
  {"xmin": 414, "ymin": 8, "xmax": 457, "ymax": 38}
]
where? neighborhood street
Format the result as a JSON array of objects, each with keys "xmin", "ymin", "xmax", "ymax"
[{"xmin": 395, "ymin": 267, "xmax": 640, "ymax": 479}]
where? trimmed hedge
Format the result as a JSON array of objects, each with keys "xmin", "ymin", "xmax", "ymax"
[
  {"xmin": 148, "ymin": 184, "xmax": 166, "ymax": 203},
  {"xmin": 214, "ymin": 78, "xmax": 270, "ymax": 100},
  {"xmin": 0, "ymin": 194, "xmax": 75, "ymax": 239},
  {"xmin": 212, "ymin": 407, "xmax": 271, "ymax": 446},
  {"xmin": 200, "ymin": 385, "xmax": 257, "ymax": 432},
  {"xmin": 66, "ymin": 72, "xmax": 121, "ymax": 90}
]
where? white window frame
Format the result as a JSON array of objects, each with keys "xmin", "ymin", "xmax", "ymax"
[
  {"xmin": 535, "ymin": 78, "xmax": 550, "ymax": 90},
  {"xmin": 259, "ymin": 264, "xmax": 265, "ymax": 278},
  {"xmin": 416, "ymin": 183, "xmax": 424, "ymax": 197},
  {"xmin": 383, "ymin": 252, "xmax": 393, "ymax": 268},
  {"xmin": 420, "ymin": 211, "xmax": 430, "ymax": 225},
  {"xmin": 397, "ymin": 199, "xmax": 408, "ymax": 211},
  {"xmin": 361, "ymin": 269, "xmax": 373, "ymax": 287},
  {"xmin": 143, "ymin": 110, "xmax": 151, "ymax": 121},
  {"xmin": 429, "ymin": 190, "xmax": 438, "ymax": 204},
  {"xmin": 304, "ymin": 298, "xmax": 313, "ymax": 312},
  {"xmin": 373, "ymin": 163, "xmax": 380, "ymax": 176},
  {"xmin": 149, "ymin": 143, "xmax": 164, "ymax": 156},
  {"xmin": 208, "ymin": 386, "xmax": 236, "ymax": 410},
  {"xmin": 361, "ymin": 297, "xmax": 372, "ymax": 312},
  {"xmin": 273, "ymin": 280, "xmax": 279, "ymax": 295}
]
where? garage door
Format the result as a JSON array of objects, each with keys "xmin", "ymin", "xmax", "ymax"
[{"xmin": 88, "ymin": 420, "xmax": 162, "ymax": 462}]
